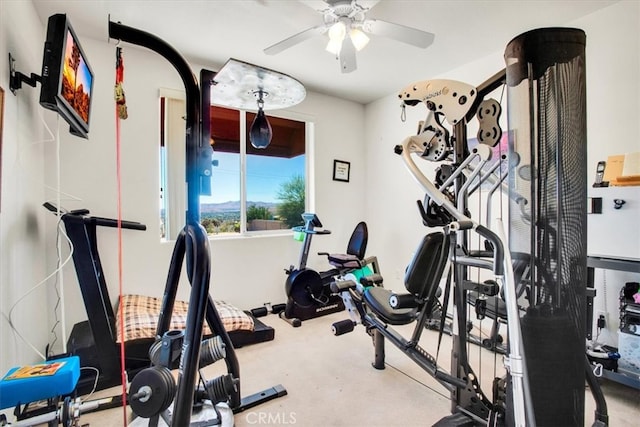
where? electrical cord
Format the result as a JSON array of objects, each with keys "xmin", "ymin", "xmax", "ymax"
[
  {"xmin": 3, "ymin": 107, "xmax": 83, "ymax": 361},
  {"xmin": 12, "ymin": 108, "xmax": 80, "ymax": 202},
  {"xmin": 603, "ymin": 270, "xmax": 608, "ymax": 323},
  {"xmin": 80, "ymin": 366, "xmax": 101, "ymax": 401},
  {"xmin": 2, "ymin": 220, "xmax": 74, "ymax": 361},
  {"xmin": 48, "ymin": 215, "xmax": 70, "ymax": 355}
]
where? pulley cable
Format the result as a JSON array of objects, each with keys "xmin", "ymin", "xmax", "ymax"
[{"xmin": 115, "ymin": 43, "xmax": 129, "ymax": 427}]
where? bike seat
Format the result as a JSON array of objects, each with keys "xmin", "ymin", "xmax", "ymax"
[
  {"xmin": 326, "ymin": 253, "xmax": 364, "ymax": 269},
  {"xmin": 320, "ymin": 222, "xmax": 368, "ymax": 270}
]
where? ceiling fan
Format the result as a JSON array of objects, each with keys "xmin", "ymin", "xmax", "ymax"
[{"xmin": 264, "ymin": 0, "xmax": 435, "ymax": 73}]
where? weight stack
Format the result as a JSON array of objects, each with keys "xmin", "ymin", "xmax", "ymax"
[{"xmin": 505, "ymin": 28, "xmax": 587, "ymax": 426}]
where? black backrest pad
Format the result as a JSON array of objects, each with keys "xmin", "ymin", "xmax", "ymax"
[
  {"xmin": 347, "ymin": 221, "xmax": 368, "ymax": 259},
  {"xmin": 404, "ymin": 232, "xmax": 448, "ymax": 298}
]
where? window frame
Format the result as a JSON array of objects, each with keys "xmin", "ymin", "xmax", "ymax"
[{"xmin": 160, "ymin": 88, "xmax": 315, "ymax": 241}]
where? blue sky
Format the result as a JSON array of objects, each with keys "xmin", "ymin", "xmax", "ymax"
[
  {"xmin": 201, "ymin": 151, "xmax": 305, "ymax": 204},
  {"xmin": 64, "ymin": 32, "xmax": 92, "ymax": 92}
]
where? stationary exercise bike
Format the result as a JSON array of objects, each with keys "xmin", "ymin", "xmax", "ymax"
[{"xmin": 281, "ymin": 213, "xmax": 368, "ymax": 327}]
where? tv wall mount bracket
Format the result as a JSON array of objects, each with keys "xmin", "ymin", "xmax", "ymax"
[{"xmin": 8, "ymin": 52, "xmax": 42, "ymax": 95}]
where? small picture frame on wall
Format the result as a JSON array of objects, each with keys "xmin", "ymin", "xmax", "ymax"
[{"xmin": 333, "ymin": 159, "xmax": 350, "ymax": 182}]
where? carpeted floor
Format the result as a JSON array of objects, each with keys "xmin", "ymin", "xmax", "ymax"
[{"xmin": 70, "ymin": 311, "xmax": 638, "ymax": 426}]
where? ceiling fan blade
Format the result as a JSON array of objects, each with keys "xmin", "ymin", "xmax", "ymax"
[
  {"xmin": 365, "ymin": 19, "xmax": 435, "ymax": 48},
  {"xmin": 300, "ymin": 0, "xmax": 381, "ymax": 12},
  {"xmin": 299, "ymin": 0, "xmax": 332, "ymax": 11},
  {"xmin": 264, "ymin": 25, "xmax": 328, "ymax": 55},
  {"xmin": 325, "ymin": 0, "xmax": 380, "ymax": 8},
  {"xmin": 339, "ymin": 37, "xmax": 357, "ymax": 73}
]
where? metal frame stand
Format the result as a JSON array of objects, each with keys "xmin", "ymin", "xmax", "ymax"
[{"xmin": 108, "ymin": 21, "xmax": 286, "ymax": 426}]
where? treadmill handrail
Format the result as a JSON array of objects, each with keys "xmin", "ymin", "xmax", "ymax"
[{"xmin": 89, "ymin": 216, "xmax": 146, "ymax": 231}]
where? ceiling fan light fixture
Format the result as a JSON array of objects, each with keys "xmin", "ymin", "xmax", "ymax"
[
  {"xmin": 349, "ymin": 27, "xmax": 369, "ymax": 51},
  {"xmin": 326, "ymin": 37, "xmax": 343, "ymax": 55},
  {"xmin": 328, "ymin": 20, "xmax": 347, "ymax": 42},
  {"xmin": 326, "ymin": 20, "xmax": 347, "ymax": 54},
  {"xmin": 263, "ymin": 0, "xmax": 436, "ymax": 73}
]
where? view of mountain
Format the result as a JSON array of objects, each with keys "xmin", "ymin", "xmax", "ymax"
[{"xmin": 201, "ymin": 201, "xmax": 278, "ymax": 214}]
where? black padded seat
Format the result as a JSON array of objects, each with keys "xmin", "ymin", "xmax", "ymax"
[
  {"xmin": 327, "ymin": 253, "xmax": 363, "ymax": 269},
  {"xmin": 363, "ymin": 286, "xmax": 418, "ymax": 325},
  {"xmin": 324, "ymin": 222, "xmax": 368, "ymax": 270},
  {"xmin": 364, "ymin": 232, "xmax": 448, "ymax": 326}
]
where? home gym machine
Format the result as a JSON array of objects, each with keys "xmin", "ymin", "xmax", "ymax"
[
  {"xmin": 107, "ymin": 20, "xmax": 305, "ymax": 426},
  {"xmin": 331, "ymin": 72, "xmax": 529, "ymax": 426},
  {"xmin": 280, "ymin": 213, "xmax": 369, "ymax": 326},
  {"xmin": 331, "ymin": 28, "xmax": 609, "ymax": 426}
]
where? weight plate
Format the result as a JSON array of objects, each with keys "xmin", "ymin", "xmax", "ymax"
[{"xmin": 129, "ymin": 366, "xmax": 176, "ymax": 418}]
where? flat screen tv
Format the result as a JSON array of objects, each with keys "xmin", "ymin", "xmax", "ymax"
[{"xmin": 39, "ymin": 14, "xmax": 94, "ymax": 139}]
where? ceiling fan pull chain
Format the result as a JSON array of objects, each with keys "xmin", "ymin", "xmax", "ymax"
[{"xmin": 400, "ymin": 103, "xmax": 406, "ymax": 122}]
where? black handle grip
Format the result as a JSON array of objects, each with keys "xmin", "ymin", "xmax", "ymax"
[
  {"xmin": 360, "ymin": 274, "xmax": 384, "ymax": 287},
  {"xmin": 330, "ymin": 279, "xmax": 357, "ymax": 293},
  {"xmin": 332, "ymin": 319, "xmax": 355, "ymax": 336},
  {"xmin": 43, "ymin": 202, "xmax": 69, "ymax": 215},
  {"xmin": 475, "ymin": 225, "xmax": 504, "ymax": 276},
  {"xmin": 291, "ymin": 227, "xmax": 331, "ymax": 235},
  {"xmin": 389, "ymin": 293, "xmax": 419, "ymax": 309},
  {"xmin": 91, "ymin": 216, "xmax": 147, "ymax": 231},
  {"xmin": 43, "ymin": 202, "xmax": 146, "ymax": 231},
  {"xmin": 455, "ymin": 220, "xmax": 474, "ymax": 230}
]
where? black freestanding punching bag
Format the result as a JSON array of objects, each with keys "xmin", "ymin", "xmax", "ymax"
[{"xmin": 505, "ymin": 28, "xmax": 587, "ymax": 426}]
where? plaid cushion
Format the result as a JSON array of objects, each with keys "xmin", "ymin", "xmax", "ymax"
[{"xmin": 115, "ymin": 294, "xmax": 254, "ymax": 343}]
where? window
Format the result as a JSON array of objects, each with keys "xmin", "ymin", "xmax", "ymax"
[{"xmin": 160, "ymin": 94, "xmax": 312, "ymax": 239}]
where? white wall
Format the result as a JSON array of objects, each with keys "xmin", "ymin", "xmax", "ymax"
[
  {"xmin": 363, "ymin": 0, "xmax": 640, "ymax": 345},
  {"xmin": 0, "ymin": 0, "xmax": 53, "ymax": 373},
  {"xmin": 573, "ymin": 0, "xmax": 640, "ymax": 345},
  {"xmin": 1, "ymin": 1, "xmax": 366, "ymax": 375},
  {"xmin": 579, "ymin": 0, "xmax": 640, "ymax": 345}
]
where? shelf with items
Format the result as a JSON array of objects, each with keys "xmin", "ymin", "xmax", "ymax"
[
  {"xmin": 587, "ymin": 255, "xmax": 640, "ymax": 389},
  {"xmin": 619, "ymin": 282, "xmax": 640, "ymax": 334},
  {"xmin": 618, "ymin": 282, "xmax": 640, "ymax": 376}
]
